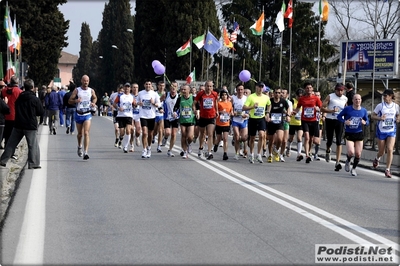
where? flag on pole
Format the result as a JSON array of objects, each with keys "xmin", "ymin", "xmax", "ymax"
[
  {"xmin": 250, "ymin": 12, "xmax": 264, "ymax": 36},
  {"xmin": 204, "ymin": 31, "xmax": 221, "ymax": 55},
  {"xmin": 4, "ymin": 55, "xmax": 15, "ymax": 83},
  {"xmin": 4, "ymin": 6, "xmax": 13, "ymax": 41},
  {"xmin": 193, "ymin": 34, "xmax": 205, "ymax": 49},
  {"xmin": 230, "ymin": 22, "xmax": 239, "ymax": 43},
  {"xmin": 16, "ymin": 28, "xmax": 21, "ymax": 55},
  {"xmin": 223, "ymin": 26, "xmax": 234, "ymax": 50},
  {"xmin": 319, "ymin": 0, "xmax": 329, "ymax": 22},
  {"xmin": 176, "ymin": 38, "xmax": 191, "ymax": 57},
  {"xmin": 8, "ymin": 17, "xmax": 18, "ymax": 53},
  {"xmin": 275, "ymin": 1, "xmax": 286, "ymax": 32},
  {"xmin": 186, "ymin": 68, "xmax": 196, "ymax": 84},
  {"xmin": 284, "ymin": 0, "xmax": 293, "ymax": 28}
]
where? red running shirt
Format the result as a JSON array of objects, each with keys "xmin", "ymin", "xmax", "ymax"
[
  {"xmin": 195, "ymin": 90, "xmax": 218, "ymax": 119},
  {"xmin": 297, "ymin": 95, "xmax": 322, "ymax": 122}
]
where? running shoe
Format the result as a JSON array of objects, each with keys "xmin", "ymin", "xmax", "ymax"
[
  {"xmin": 305, "ymin": 156, "xmax": 312, "ymax": 163},
  {"xmin": 187, "ymin": 143, "xmax": 192, "ymax": 154},
  {"xmin": 182, "ymin": 152, "xmax": 188, "ymax": 159},
  {"xmin": 385, "ymin": 169, "xmax": 392, "ymax": 178},
  {"xmin": 234, "ymin": 153, "xmax": 239, "ymax": 160},
  {"xmin": 207, "ymin": 153, "xmax": 213, "ymax": 160},
  {"xmin": 313, "ymin": 155, "xmax": 320, "ymax": 161},
  {"xmin": 83, "ymin": 153, "xmax": 89, "ymax": 160},
  {"xmin": 267, "ymin": 155, "xmax": 273, "ymax": 163},
  {"xmin": 296, "ymin": 155, "xmax": 303, "ymax": 161},
  {"xmin": 157, "ymin": 145, "xmax": 162, "ymax": 153},
  {"xmin": 129, "ymin": 146, "xmax": 134, "ymax": 152},
  {"xmin": 223, "ymin": 152, "xmax": 228, "ymax": 161},
  {"xmin": 180, "ymin": 150, "xmax": 185, "ymax": 156},
  {"xmin": 219, "ymin": 140, "xmax": 223, "ymax": 147},
  {"xmin": 161, "ymin": 137, "xmax": 167, "ymax": 146},
  {"xmin": 242, "ymin": 150, "xmax": 248, "ymax": 158},
  {"xmin": 123, "ymin": 147, "xmax": 128, "ymax": 153},
  {"xmin": 114, "ymin": 139, "xmax": 119, "ymax": 147},
  {"xmin": 350, "ymin": 168, "xmax": 357, "ymax": 176},
  {"xmin": 274, "ymin": 153, "xmax": 280, "ymax": 162},
  {"xmin": 280, "ymin": 154, "xmax": 285, "ymax": 162},
  {"xmin": 285, "ymin": 147, "xmax": 291, "ymax": 157},
  {"xmin": 213, "ymin": 144, "xmax": 218, "ymax": 153},
  {"xmin": 77, "ymin": 146, "xmax": 83, "ymax": 157},
  {"xmin": 257, "ymin": 154, "xmax": 263, "ymax": 163},
  {"xmin": 53, "ymin": 128, "xmax": 57, "ymax": 135},
  {"xmin": 142, "ymin": 149, "xmax": 147, "ymax": 158},
  {"xmin": 372, "ymin": 158, "xmax": 379, "ymax": 169},
  {"xmin": 152, "ymin": 137, "xmax": 155, "ymax": 144},
  {"xmin": 325, "ymin": 150, "xmax": 331, "ymax": 162},
  {"xmin": 135, "ymin": 137, "xmax": 141, "ymax": 147},
  {"xmin": 146, "ymin": 149, "xmax": 151, "ymax": 158},
  {"xmin": 334, "ymin": 163, "xmax": 342, "ymax": 171},
  {"xmin": 118, "ymin": 140, "xmax": 122, "ymax": 149},
  {"xmin": 66, "ymin": 126, "xmax": 70, "ymax": 134},
  {"xmin": 344, "ymin": 160, "xmax": 350, "ymax": 172},
  {"xmin": 262, "ymin": 150, "xmax": 267, "ymax": 158},
  {"xmin": 198, "ymin": 148, "xmax": 203, "ymax": 157},
  {"xmin": 249, "ymin": 154, "xmax": 254, "ymax": 164},
  {"xmin": 167, "ymin": 150, "xmax": 175, "ymax": 157}
]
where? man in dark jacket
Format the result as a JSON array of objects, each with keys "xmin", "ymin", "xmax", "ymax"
[
  {"xmin": 45, "ymin": 85, "xmax": 63, "ymax": 135},
  {"xmin": 0, "ymin": 79, "xmax": 44, "ymax": 169}
]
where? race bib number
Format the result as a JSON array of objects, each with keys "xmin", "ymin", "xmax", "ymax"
[
  {"xmin": 203, "ymin": 98, "xmax": 213, "ymax": 109},
  {"xmin": 295, "ymin": 112, "xmax": 301, "ymax": 120},
  {"xmin": 382, "ymin": 118, "xmax": 394, "ymax": 130},
  {"xmin": 122, "ymin": 102, "xmax": 132, "ymax": 112},
  {"xmin": 254, "ymin": 107, "xmax": 264, "ymax": 117},
  {"xmin": 78, "ymin": 100, "xmax": 90, "ymax": 112},
  {"xmin": 271, "ymin": 113, "xmax": 282, "ymax": 124},
  {"xmin": 181, "ymin": 107, "xmax": 192, "ymax": 118},
  {"xmin": 304, "ymin": 107, "xmax": 315, "ymax": 118},
  {"xmin": 220, "ymin": 112, "xmax": 230, "ymax": 123},
  {"xmin": 349, "ymin": 117, "xmax": 361, "ymax": 129},
  {"xmin": 142, "ymin": 99, "xmax": 151, "ymax": 110}
]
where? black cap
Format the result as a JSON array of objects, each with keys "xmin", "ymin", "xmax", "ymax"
[
  {"xmin": 124, "ymin": 82, "xmax": 131, "ymax": 87},
  {"xmin": 383, "ymin": 89, "xmax": 394, "ymax": 95}
]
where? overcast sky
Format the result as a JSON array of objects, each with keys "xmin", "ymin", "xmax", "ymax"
[{"xmin": 58, "ymin": 1, "xmax": 339, "ymax": 56}]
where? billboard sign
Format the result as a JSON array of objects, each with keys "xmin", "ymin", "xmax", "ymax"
[{"xmin": 340, "ymin": 39, "xmax": 399, "ymax": 76}]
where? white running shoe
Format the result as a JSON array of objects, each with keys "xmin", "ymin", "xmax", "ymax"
[
  {"xmin": 280, "ymin": 154, "xmax": 285, "ymax": 162},
  {"xmin": 234, "ymin": 153, "xmax": 239, "ymax": 160},
  {"xmin": 161, "ymin": 137, "xmax": 167, "ymax": 146},
  {"xmin": 219, "ymin": 140, "xmax": 223, "ymax": 147},
  {"xmin": 188, "ymin": 143, "xmax": 192, "ymax": 154},
  {"xmin": 350, "ymin": 168, "xmax": 357, "ymax": 176},
  {"xmin": 129, "ymin": 146, "xmax": 134, "ymax": 152},
  {"xmin": 142, "ymin": 149, "xmax": 147, "ymax": 158},
  {"xmin": 167, "ymin": 150, "xmax": 175, "ymax": 157},
  {"xmin": 182, "ymin": 152, "xmax": 188, "ymax": 159},
  {"xmin": 256, "ymin": 154, "xmax": 263, "ymax": 163},
  {"xmin": 146, "ymin": 149, "xmax": 151, "ymax": 158}
]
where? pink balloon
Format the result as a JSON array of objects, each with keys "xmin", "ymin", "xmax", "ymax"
[
  {"xmin": 154, "ymin": 64, "xmax": 165, "ymax": 75},
  {"xmin": 152, "ymin": 60, "xmax": 161, "ymax": 68},
  {"xmin": 239, "ymin": 70, "xmax": 251, "ymax": 82}
]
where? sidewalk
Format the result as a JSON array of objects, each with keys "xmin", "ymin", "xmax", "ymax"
[{"xmin": 314, "ymin": 139, "xmax": 399, "ymax": 177}]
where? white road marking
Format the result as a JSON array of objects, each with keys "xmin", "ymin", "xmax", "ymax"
[
  {"xmin": 13, "ymin": 127, "xmax": 48, "ymax": 265},
  {"xmin": 171, "ymin": 146, "xmax": 399, "ymax": 261}
]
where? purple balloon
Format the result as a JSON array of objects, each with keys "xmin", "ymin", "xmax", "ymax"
[
  {"xmin": 152, "ymin": 60, "xmax": 161, "ymax": 68},
  {"xmin": 239, "ymin": 70, "xmax": 251, "ymax": 82},
  {"xmin": 154, "ymin": 64, "xmax": 165, "ymax": 75}
]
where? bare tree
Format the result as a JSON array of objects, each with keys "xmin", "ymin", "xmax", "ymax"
[{"xmin": 329, "ymin": 0, "xmax": 400, "ymax": 42}]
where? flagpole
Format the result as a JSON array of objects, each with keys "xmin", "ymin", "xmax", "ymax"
[
  {"xmin": 371, "ymin": 0, "xmax": 378, "ymax": 112},
  {"xmin": 279, "ymin": 31, "xmax": 283, "ymax": 86},
  {"xmin": 6, "ymin": 1, "xmax": 10, "ymax": 84},
  {"xmin": 316, "ymin": 16, "xmax": 321, "ymax": 91},
  {"xmin": 288, "ymin": 27, "xmax": 292, "ymax": 96},
  {"xmin": 221, "ymin": 52, "xmax": 224, "ymax": 88},
  {"xmin": 231, "ymin": 47, "xmax": 234, "ymax": 94},
  {"xmin": 259, "ymin": 6, "xmax": 264, "ymax": 81},
  {"xmin": 201, "ymin": 48, "xmax": 205, "ymax": 81},
  {"xmin": 189, "ymin": 34, "xmax": 192, "ymax": 74},
  {"xmin": 343, "ymin": 41, "xmax": 348, "ymax": 84}
]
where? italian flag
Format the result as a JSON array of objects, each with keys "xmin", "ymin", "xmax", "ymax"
[
  {"xmin": 176, "ymin": 38, "xmax": 191, "ymax": 57},
  {"xmin": 186, "ymin": 68, "xmax": 195, "ymax": 84},
  {"xmin": 250, "ymin": 12, "xmax": 264, "ymax": 36},
  {"xmin": 193, "ymin": 34, "xmax": 205, "ymax": 49}
]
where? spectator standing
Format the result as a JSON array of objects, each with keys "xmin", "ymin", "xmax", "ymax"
[
  {"xmin": 45, "ymin": 85, "xmax": 63, "ymax": 135},
  {"xmin": 63, "ymin": 81, "xmax": 77, "ymax": 135},
  {"xmin": 58, "ymin": 85, "xmax": 67, "ymax": 127},
  {"xmin": 0, "ymin": 79, "xmax": 44, "ymax": 169},
  {"xmin": 0, "ymin": 79, "xmax": 10, "ymax": 148},
  {"xmin": 1, "ymin": 76, "xmax": 22, "ymax": 147}
]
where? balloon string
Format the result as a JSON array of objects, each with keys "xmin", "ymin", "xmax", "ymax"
[
  {"xmin": 155, "ymin": 74, "xmax": 171, "ymax": 85},
  {"xmin": 250, "ymin": 78, "xmax": 258, "ymax": 83}
]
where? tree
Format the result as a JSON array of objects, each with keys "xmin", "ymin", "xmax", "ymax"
[
  {"xmin": 134, "ymin": 0, "xmax": 220, "ymax": 85},
  {"xmin": 329, "ymin": 0, "xmax": 400, "ymax": 41},
  {"xmin": 72, "ymin": 23, "xmax": 92, "ymax": 86},
  {"xmin": 97, "ymin": 0, "xmax": 134, "ymax": 93},
  {"xmin": 1, "ymin": 0, "xmax": 69, "ymax": 87}
]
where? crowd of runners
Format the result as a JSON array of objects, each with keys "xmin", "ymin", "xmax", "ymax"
[{"xmin": 103, "ymin": 78, "xmax": 399, "ymax": 178}]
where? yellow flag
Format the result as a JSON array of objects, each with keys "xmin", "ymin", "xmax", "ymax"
[{"xmin": 322, "ymin": 0, "xmax": 329, "ymax": 22}]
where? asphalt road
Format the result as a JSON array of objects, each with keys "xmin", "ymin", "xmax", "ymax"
[{"xmin": 1, "ymin": 116, "xmax": 399, "ymax": 265}]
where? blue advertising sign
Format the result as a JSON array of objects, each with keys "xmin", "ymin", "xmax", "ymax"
[{"xmin": 340, "ymin": 39, "xmax": 398, "ymax": 76}]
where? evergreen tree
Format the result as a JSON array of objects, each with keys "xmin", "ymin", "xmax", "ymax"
[
  {"xmin": 134, "ymin": 0, "xmax": 220, "ymax": 85},
  {"xmin": 1, "ymin": 0, "xmax": 69, "ymax": 87},
  {"xmin": 72, "ymin": 23, "xmax": 92, "ymax": 86}
]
